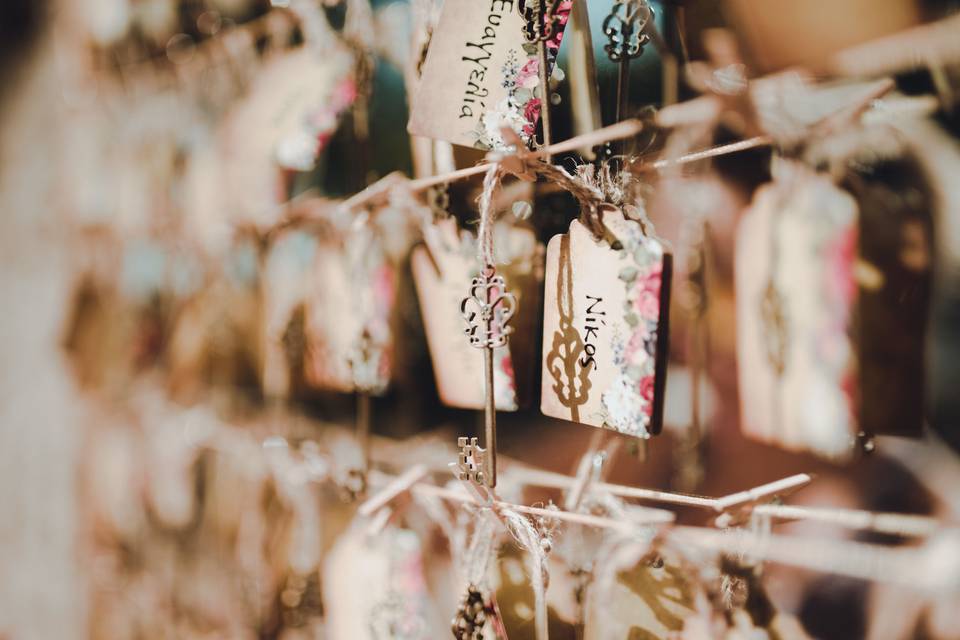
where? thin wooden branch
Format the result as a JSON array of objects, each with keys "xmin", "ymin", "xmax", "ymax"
[
  {"xmin": 632, "ymin": 135, "xmax": 773, "ymax": 173},
  {"xmin": 404, "ymin": 478, "xmax": 674, "ymax": 533},
  {"xmin": 713, "ymin": 473, "xmax": 813, "ymax": 512},
  {"xmin": 512, "ymin": 466, "xmax": 813, "ymax": 512},
  {"xmin": 363, "ymin": 470, "xmax": 958, "ymax": 589},
  {"xmin": 358, "ymin": 464, "xmax": 427, "ymax": 517},
  {"xmin": 670, "ymin": 525, "xmax": 959, "ymax": 591},
  {"xmin": 751, "ymin": 503, "xmax": 941, "ymax": 538},
  {"xmin": 339, "ymin": 171, "xmax": 407, "ymax": 212},
  {"xmin": 513, "ymin": 466, "xmax": 719, "ymax": 509}
]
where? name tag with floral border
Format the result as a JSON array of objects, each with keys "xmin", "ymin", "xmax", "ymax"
[
  {"xmin": 540, "ymin": 207, "xmax": 671, "ymax": 438},
  {"xmin": 408, "ymin": 0, "xmax": 572, "ymax": 150}
]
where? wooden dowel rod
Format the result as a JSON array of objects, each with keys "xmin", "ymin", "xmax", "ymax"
[
  {"xmin": 713, "ymin": 473, "xmax": 814, "ymax": 512},
  {"xmin": 636, "ymin": 135, "xmax": 772, "ymax": 172},
  {"xmin": 513, "ymin": 466, "xmax": 719, "ymax": 509},
  {"xmin": 752, "ymin": 503, "xmax": 942, "ymax": 538},
  {"xmin": 407, "ymin": 479, "xmax": 672, "ymax": 532},
  {"xmin": 390, "ymin": 120, "xmax": 647, "ymax": 201},
  {"xmin": 363, "ymin": 471, "xmax": 956, "ymax": 589},
  {"xmin": 670, "ymin": 525, "xmax": 958, "ymax": 591}
]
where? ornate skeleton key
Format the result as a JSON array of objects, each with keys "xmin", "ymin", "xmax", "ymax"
[
  {"xmin": 456, "ymin": 436, "xmax": 487, "ymax": 486},
  {"xmin": 518, "ymin": 0, "xmax": 561, "ymax": 156},
  {"xmin": 603, "ymin": 0, "xmax": 653, "ymax": 142},
  {"xmin": 459, "ymin": 266, "xmax": 517, "ymax": 488},
  {"xmin": 347, "ymin": 328, "xmax": 383, "ymax": 489}
]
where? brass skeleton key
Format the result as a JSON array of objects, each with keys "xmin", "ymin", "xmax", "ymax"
[{"xmin": 459, "ymin": 265, "xmax": 517, "ymax": 488}]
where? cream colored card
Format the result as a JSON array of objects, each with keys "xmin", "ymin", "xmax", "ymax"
[
  {"xmin": 735, "ymin": 165, "xmax": 858, "ymax": 459},
  {"xmin": 408, "ymin": 0, "xmax": 572, "ymax": 150},
  {"xmin": 541, "ymin": 209, "xmax": 670, "ymax": 438},
  {"xmin": 412, "ymin": 218, "xmax": 542, "ymax": 410},
  {"xmin": 261, "ymin": 229, "xmax": 318, "ymax": 399},
  {"xmin": 323, "ymin": 526, "xmax": 439, "ymax": 639},
  {"xmin": 304, "ymin": 227, "xmax": 397, "ymax": 395},
  {"xmin": 584, "ymin": 550, "xmax": 699, "ymax": 640}
]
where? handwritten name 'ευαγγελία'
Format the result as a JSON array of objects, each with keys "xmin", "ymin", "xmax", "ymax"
[{"xmin": 459, "ymin": 0, "xmax": 516, "ymax": 119}]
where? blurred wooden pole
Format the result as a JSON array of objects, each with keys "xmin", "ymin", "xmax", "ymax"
[
  {"xmin": 566, "ymin": 0, "xmax": 602, "ymax": 158},
  {"xmin": 0, "ymin": 18, "xmax": 85, "ymax": 637}
]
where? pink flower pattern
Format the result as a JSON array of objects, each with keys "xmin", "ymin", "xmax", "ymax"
[
  {"xmin": 547, "ymin": 1, "xmax": 573, "ymax": 53},
  {"xmin": 601, "ymin": 227, "xmax": 666, "ymax": 437},
  {"xmin": 522, "ymin": 98, "xmax": 542, "ymax": 137},
  {"xmin": 473, "ymin": 8, "xmax": 572, "ymax": 149},
  {"xmin": 822, "ymin": 219, "xmax": 858, "ymax": 422},
  {"xmin": 624, "ymin": 264, "xmax": 662, "ymax": 417},
  {"xmin": 519, "ymin": 58, "xmax": 539, "ymax": 83}
]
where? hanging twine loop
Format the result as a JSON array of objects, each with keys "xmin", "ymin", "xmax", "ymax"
[
  {"xmin": 475, "ymin": 162, "xmax": 504, "ymax": 268},
  {"xmin": 500, "ymin": 505, "xmax": 553, "ymax": 640},
  {"xmin": 484, "ymin": 126, "xmax": 660, "ymax": 252},
  {"xmin": 487, "ymin": 126, "xmax": 610, "ymax": 242}
]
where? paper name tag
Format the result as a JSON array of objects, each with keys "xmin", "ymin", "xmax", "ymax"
[
  {"xmin": 261, "ymin": 229, "xmax": 317, "ymax": 398},
  {"xmin": 323, "ymin": 526, "xmax": 437, "ymax": 640},
  {"xmin": 304, "ymin": 227, "xmax": 398, "ymax": 395},
  {"xmin": 735, "ymin": 166, "xmax": 858, "ymax": 458},
  {"xmin": 540, "ymin": 208, "xmax": 671, "ymax": 438},
  {"xmin": 218, "ymin": 46, "xmax": 356, "ymax": 226},
  {"xmin": 408, "ymin": 0, "xmax": 572, "ymax": 150},
  {"xmin": 584, "ymin": 550, "xmax": 699, "ymax": 640},
  {"xmin": 412, "ymin": 218, "xmax": 542, "ymax": 410}
]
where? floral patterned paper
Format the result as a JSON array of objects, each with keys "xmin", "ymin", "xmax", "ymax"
[
  {"xmin": 471, "ymin": 1, "xmax": 572, "ymax": 150},
  {"xmin": 541, "ymin": 208, "xmax": 670, "ymax": 439},
  {"xmin": 412, "ymin": 218, "xmax": 542, "ymax": 411},
  {"xmin": 735, "ymin": 161, "xmax": 858, "ymax": 459},
  {"xmin": 409, "ymin": 0, "xmax": 574, "ymax": 150},
  {"xmin": 601, "ymin": 240, "xmax": 665, "ymax": 436}
]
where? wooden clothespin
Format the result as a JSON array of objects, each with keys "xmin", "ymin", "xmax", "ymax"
[
  {"xmin": 357, "ymin": 465, "xmax": 430, "ymax": 536},
  {"xmin": 713, "ymin": 473, "xmax": 814, "ymax": 528},
  {"xmin": 681, "ymin": 28, "xmax": 759, "ymax": 136}
]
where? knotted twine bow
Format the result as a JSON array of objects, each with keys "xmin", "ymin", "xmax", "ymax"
[{"xmin": 479, "ymin": 127, "xmax": 611, "ymax": 253}]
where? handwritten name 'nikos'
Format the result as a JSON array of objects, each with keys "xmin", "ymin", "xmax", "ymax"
[
  {"xmin": 580, "ymin": 295, "xmax": 605, "ymax": 371},
  {"xmin": 459, "ymin": 0, "xmax": 515, "ymax": 120}
]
